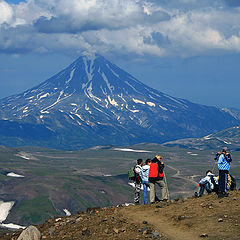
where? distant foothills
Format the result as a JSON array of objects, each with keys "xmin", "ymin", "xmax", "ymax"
[
  {"xmin": 0, "ymin": 53, "xmax": 239, "ymax": 150},
  {"xmin": 163, "ymin": 125, "xmax": 240, "ymax": 151}
]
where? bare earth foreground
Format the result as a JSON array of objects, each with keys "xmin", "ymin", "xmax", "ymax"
[{"xmin": 1, "ymin": 191, "xmax": 240, "ymax": 240}]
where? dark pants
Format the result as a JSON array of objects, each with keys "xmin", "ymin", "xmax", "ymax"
[
  {"xmin": 199, "ymin": 182, "xmax": 211, "ymax": 197},
  {"xmin": 219, "ymin": 170, "xmax": 229, "ymax": 193}
]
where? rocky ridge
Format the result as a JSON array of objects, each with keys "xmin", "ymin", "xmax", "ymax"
[{"xmin": 2, "ymin": 190, "xmax": 239, "ymax": 240}]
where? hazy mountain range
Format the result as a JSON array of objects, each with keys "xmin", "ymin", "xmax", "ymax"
[
  {"xmin": 0, "ymin": 53, "xmax": 239, "ymax": 150},
  {"xmin": 163, "ymin": 125, "xmax": 240, "ymax": 150}
]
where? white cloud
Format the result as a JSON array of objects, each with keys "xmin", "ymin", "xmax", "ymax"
[
  {"xmin": 0, "ymin": 0, "xmax": 240, "ymax": 57},
  {"xmin": 0, "ymin": 1, "xmax": 13, "ymax": 24},
  {"xmin": 154, "ymin": 9, "xmax": 240, "ymax": 55}
]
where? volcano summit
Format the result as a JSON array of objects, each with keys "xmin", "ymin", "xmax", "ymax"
[{"xmin": 0, "ymin": 54, "xmax": 238, "ymax": 149}]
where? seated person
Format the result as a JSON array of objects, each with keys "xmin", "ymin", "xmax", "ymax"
[{"xmin": 198, "ymin": 170, "xmax": 218, "ymax": 197}]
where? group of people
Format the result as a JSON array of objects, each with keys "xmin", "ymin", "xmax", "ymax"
[
  {"xmin": 131, "ymin": 155, "xmax": 168, "ymax": 205},
  {"xmin": 130, "ymin": 147, "xmax": 234, "ymax": 205},
  {"xmin": 198, "ymin": 147, "xmax": 234, "ymax": 198}
]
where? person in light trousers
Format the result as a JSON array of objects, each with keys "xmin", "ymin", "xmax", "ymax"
[
  {"xmin": 149, "ymin": 155, "xmax": 168, "ymax": 203},
  {"xmin": 134, "ymin": 159, "xmax": 143, "ymax": 204}
]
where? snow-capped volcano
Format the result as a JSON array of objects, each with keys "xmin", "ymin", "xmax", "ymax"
[{"xmin": 0, "ymin": 54, "xmax": 239, "ymax": 149}]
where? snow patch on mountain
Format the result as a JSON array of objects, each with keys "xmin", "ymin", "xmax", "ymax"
[
  {"xmin": 164, "ymin": 94, "xmax": 185, "ymax": 106},
  {"xmin": 146, "ymin": 102, "xmax": 155, "ymax": 107},
  {"xmin": 66, "ymin": 68, "xmax": 76, "ymax": 84},
  {"xmin": 203, "ymin": 134, "xmax": 212, "ymax": 140},
  {"xmin": 0, "ymin": 200, "xmax": 26, "ymax": 229},
  {"xmin": 101, "ymin": 71, "xmax": 114, "ymax": 94},
  {"xmin": 129, "ymin": 110, "xmax": 140, "ymax": 113},
  {"xmin": 39, "ymin": 93, "xmax": 50, "ymax": 100},
  {"xmin": 104, "ymin": 99, "xmax": 109, "ymax": 108},
  {"xmin": 7, "ymin": 172, "xmax": 25, "ymax": 178},
  {"xmin": 125, "ymin": 81, "xmax": 142, "ymax": 94},
  {"xmin": 159, "ymin": 105, "xmax": 168, "ymax": 111},
  {"xmin": 132, "ymin": 98, "xmax": 145, "ymax": 104},
  {"xmin": 85, "ymin": 104, "xmax": 89, "ymax": 111},
  {"xmin": 40, "ymin": 91, "xmax": 73, "ymax": 113},
  {"xmin": 82, "ymin": 58, "xmax": 94, "ymax": 89},
  {"xmin": 0, "ymin": 201, "xmax": 15, "ymax": 222},
  {"xmin": 118, "ymin": 94, "xmax": 127, "ymax": 103},
  {"xmin": 23, "ymin": 107, "xmax": 29, "ymax": 113},
  {"xmin": 85, "ymin": 82, "xmax": 102, "ymax": 103},
  {"xmin": 74, "ymin": 113, "xmax": 84, "ymax": 121},
  {"xmin": 107, "ymin": 96, "xmax": 118, "ymax": 107},
  {"xmin": 63, "ymin": 209, "xmax": 71, "ymax": 216},
  {"xmin": 1, "ymin": 223, "xmax": 25, "ymax": 230},
  {"xmin": 69, "ymin": 114, "xmax": 75, "ymax": 121},
  {"xmin": 222, "ymin": 139, "xmax": 231, "ymax": 144},
  {"xmin": 106, "ymin": 64, "xmax": 119, "ymax": 78},
  {"xmin": 26, "ymin": 96, "xmax": 34, "ymax": 100},
  {"xmin": 113, "ymin": 148, "xmax": 152, "ymax": 153}
]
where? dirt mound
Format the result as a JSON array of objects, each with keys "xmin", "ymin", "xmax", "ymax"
[{"xmin": 1, "ymin": 190, "xmax": 239, "ymax": 240}]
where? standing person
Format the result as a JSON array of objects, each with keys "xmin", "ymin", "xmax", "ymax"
[
  {"xmin": 218, "ymin": 147, "xmax": 232, "ymax": 198},
  {"xmin": 149, "ymin": 155, "xmax": 168, "ymax": 203},
  {"xmin": 134, "ymin": 159, "xmax": 143, "ymax": 204},
  {"xmin": 140, "ymin": 159, "xmax": 151, "ymax": 204}
]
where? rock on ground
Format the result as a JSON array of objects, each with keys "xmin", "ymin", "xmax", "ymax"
[{"xmin": 17, "ymin": 226, "xmax": 40, "ymax": 240}]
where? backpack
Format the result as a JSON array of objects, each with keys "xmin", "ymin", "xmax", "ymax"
[
  {"xmin": 210, "ymin": 176, "xmax": 218, "ymax": 192},
  {"xmin": 128, "ymin": 166, "xmax": 136, "ymax": 180},
  {"xmin": 229, "ymin": 174, "xmax": 236, "ymax": 191},
  {"xmin": 149, "ymin": 163, "xmax": 164, "ymax": 180}
]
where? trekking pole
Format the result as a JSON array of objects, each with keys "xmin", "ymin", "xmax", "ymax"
[
  {"xmin": 163, "ymin": 170, "xmax": 170, "ymax": 200},
  {"xmin": 211, "ymin": 160, "xmax": 217, "ymax": 173}
]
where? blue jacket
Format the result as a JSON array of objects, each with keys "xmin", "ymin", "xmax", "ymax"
[
  {"xmin": 218, "ymin": 153, "xmax": 232, "ymax": 171},
  {"xmin": 139, "ymin": 165, "xmax": 150, "ymax": 182}
]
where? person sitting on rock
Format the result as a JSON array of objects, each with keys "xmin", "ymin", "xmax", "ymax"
[{"xmin": 198, "ymin": 170, "xmax": 218, "ymax": 197}]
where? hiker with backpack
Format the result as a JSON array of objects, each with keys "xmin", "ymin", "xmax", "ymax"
[
  {"xmin": 133, "ymin": 159, "xmax": 143, "ymax": 204},
  {"xmin": 139, "ymin": 159, "xmax": 152, "ymax": 204},
  {"xmin": 217, "ymin": 147, "xmax": 232, "ymax": 198},
  {"xmin": 149, "ymin": 155, "xmax": 168, "ymax": 203},
  {"xmin": 198, "ymin": 170, "xmax": 218, "ymax": 197}
]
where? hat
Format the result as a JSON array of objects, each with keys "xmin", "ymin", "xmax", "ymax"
[{"xmin": 222, "ymin": 147, "xmax": 228, "ymax": 152}]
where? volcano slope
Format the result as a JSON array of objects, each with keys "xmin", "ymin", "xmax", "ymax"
[
  {"xmin": 0, "ymin": 54, "xmax": 239, "ymax": 150},
  {"xmin": 2, "ymin": 190, "xmax": 239, "ymax": 240}
]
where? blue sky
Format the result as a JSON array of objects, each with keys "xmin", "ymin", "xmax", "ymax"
[{"xmin": 0, "ymin": 0, "xmax": 240, "ymax": 109}]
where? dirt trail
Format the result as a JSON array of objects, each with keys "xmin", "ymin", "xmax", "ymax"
[
  {"xmin": 165, "ymin": 164, "xmax": 199, "ymax": 196},
  {"xmin": 167, "ymin": 164, "xmax": 199, "ymax": 186},
  {"xmin": 120, "ymin": 190, "xmax": 240, "ymax": 240},
  {"xmin": 120, "ymin": 206, "xmax": 200, "ymax": 240}
]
